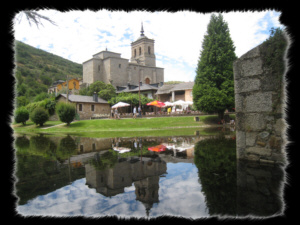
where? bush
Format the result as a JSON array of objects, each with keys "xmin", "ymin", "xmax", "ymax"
[
  {"xmin": 30, "ymin": 107, "xmax": 49, "ymax": 126},
  {"xmin": 55, "ymin": 102, "xmax": 76, "ymax": 125},
  {"xmin": 44, "ymin": 98, "xmax": 56, "ymax": 115},
  {"xmin": 15, "ymin": 107, "xmax": 29, "ymax": 125}
]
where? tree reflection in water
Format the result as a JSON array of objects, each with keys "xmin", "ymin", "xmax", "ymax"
[{"xmin": 194, "ymin": 135, "xmax": 285, "ymax": 218}]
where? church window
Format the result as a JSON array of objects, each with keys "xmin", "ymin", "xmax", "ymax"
[
  {"xmin": 98, "ymin": 65, "xmax": 100, "ymax": 71},
  {"xmin": 119, "ymin": 64, "xmax": 121, "ymax": 68},
  {"xmin": 139, "ymin": 47, "xmax": 141, "ymax": 55},
  {"xmin": 148, "ymin": 46, "xmax": 151, "ymax": 54},
  {"xmin": 79, "ymin": 104, "xmax": 82, "ymax": 111},
  {"xmin": 145, "ymin": 78, "xmax": 150, "ymax": 84},
  {"xmin": 91, "ymin": 104, "xmax": 95, "ymax": 111}
]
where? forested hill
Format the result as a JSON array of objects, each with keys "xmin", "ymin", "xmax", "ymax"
[{"xmin": 14, "ymin": 40, "xmax": 82, "ymax": 100}]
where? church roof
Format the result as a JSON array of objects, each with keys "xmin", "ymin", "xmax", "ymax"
[
  {"xmin": 57, "ymin": 94, "xmax": 109, "ymax": 104},
  {"xmin": 156, "ymin": 82, "xmax": 194, "ymax": 94},
  {"xmin": 116, "ymin": 83, "xmax": 159, "ymax": 93}
]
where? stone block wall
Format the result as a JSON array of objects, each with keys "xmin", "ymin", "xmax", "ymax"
[{"xmin": 233, "ymin": 45, "xmax": 287, "ymax": 164}]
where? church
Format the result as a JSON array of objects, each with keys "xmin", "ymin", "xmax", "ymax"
[{"xmin": 81, "ymin": 24, "xmax": 164, "ymax": 89}]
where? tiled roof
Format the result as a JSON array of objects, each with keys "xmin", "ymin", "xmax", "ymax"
[
  {"xmin": 116, "ymin": 84, "xmax": 159, "ymax": 93},
  {"xmin": 156, "ymin": 82, "xmax": 194, "ymax": 94},
  {"xmin": 58, "ymin": 94, "xmax": 109, "ymax": 104}
]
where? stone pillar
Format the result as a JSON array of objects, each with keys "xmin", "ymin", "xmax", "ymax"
[
  {"xmin": 233, "ymin": 45, "xmax": 286, "ymax": 164},
  {"xmin": 172, "ymin": 91, "xmax": 175, "ymax": 102}
]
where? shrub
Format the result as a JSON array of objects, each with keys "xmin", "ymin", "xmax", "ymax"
[
  {"xmin": 30, "ymin": 107, "xmax": 49, "ymax": 126},
  {"xmin": 55, "ymin": 102, "xmax": 76, "ymax": 125},
  {"xmin": 44, "ymin": 98, "xmax": 56, "ymax": 115},
  {"xmin": 15, "ymin": 107, "xmax": 29, "ymax": 125}
]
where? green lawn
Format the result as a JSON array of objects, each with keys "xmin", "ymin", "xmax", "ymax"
[{"xmin": 12, "ymin": 115, "xmax": 235, "ymax": 138}]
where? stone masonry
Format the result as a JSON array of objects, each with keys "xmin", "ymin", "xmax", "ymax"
[{"xmin": 233, "ymin": 44, "xmax": 287, "ymax": 164}]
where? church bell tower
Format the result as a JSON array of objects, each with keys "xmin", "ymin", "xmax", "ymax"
[{"xmin": 131, "ymin": 23, "xmax": 156, "ymax": 67}]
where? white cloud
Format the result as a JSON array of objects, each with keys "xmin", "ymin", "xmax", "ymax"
[{"xmin": 13, "ymin": 10, "xmax": 283, "ymax": 82}]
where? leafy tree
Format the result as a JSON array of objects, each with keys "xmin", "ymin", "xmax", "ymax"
[
  {"xmin": 14, "ymin": 107, "xmax": 29, "ymax": 125},
  {"xmin": 193, "ymin": 14, "xmax": 237, "ymax": 120},
  {"xmin": 79, "ymin": 87, "xmax": 88, "ymax": 95},
  {"xmin": 98, "ymin": 84, "xmax": 117, "ymax": 101},
  {"xmin": 33, "ymin": 92, "xmax": 49, "ymax": 102},
  {"xmin": 30, "ymin": 107, "xmax": 49, "ymax": 126},
  {"xmin": 44, "ymin": 98, "xmax": 56, "ymax": 115},
  {"xmin": 16, "ymin": 96, "xmax": 30, "ymax": 108},
  {"xmin": 55, "ymin": 102, "xmax": 76, "ymax": 125},
  {"xmin": 40, "ymin": 74, "xmax": 52, "ymax": 85},
  {"xmin": 86, "ymin": 81, "xmax": 106, "ymax": 96},
  {"xmin": 17, "ymin": 83, "xmax": 27, "ymax": 96}
]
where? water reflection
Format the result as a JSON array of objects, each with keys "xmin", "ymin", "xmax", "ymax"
[{"xmin": 14, "ymin": 132, "xmax": 284, "ymax": 218}]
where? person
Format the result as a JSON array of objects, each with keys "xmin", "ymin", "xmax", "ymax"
[
  {"xmin": 138, "ymin": 105, "xmax": 141, "ymax": 118},
  {"xmin": 111, "ymin": 108, "xmax": 114, "ymax": 119},
  {"xmin": 167, "ymin": 107, "xmax": 171, "ymax": 115},
  {"xmin": 133, "ymin": 106, "xmax": 137, "ymax": 119},
  {"xmin": 114, "ymin": 108, "xmax": 119, "ymax": 119}
]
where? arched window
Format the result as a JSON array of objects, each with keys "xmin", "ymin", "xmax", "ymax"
[
  {"xmin": 148, "ymin": 46, "xmax": 151, "ymax": 54},
  {"xmin": 145, "ymin": 78, "xmax": 150, "ymax": 84}
]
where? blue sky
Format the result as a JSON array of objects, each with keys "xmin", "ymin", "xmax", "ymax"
[{"xmin": 13, "ymin": 10, "xmax": 283, "ymax": 82}]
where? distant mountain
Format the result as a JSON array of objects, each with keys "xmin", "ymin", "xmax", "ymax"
[{"xmin": 14, "ymin": 40, "xmax": 82, "ymax": 100}]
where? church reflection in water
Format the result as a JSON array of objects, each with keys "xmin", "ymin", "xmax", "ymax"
[
  {"xmin": 85, "ymin": 155, "xmax": 166, "ymax": 216},
  {"xmin": 14, "ymin": 133, "xmax": 285, "ymax": 218}
]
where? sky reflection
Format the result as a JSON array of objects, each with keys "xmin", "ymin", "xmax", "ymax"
[{"xmin": 17, "ymin": 163, "xmax": 209, "ymax": 218}]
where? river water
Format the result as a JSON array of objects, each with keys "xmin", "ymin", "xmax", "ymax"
[{"xmin": 13, "ymin": 129, "xmax": 285, "ymax": 219}]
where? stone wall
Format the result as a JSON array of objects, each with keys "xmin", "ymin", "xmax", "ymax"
[{"xmin": 233, "ymin": 45, "xmax": 287, "ymax": 164}]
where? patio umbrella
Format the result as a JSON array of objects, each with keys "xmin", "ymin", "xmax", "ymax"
[
  {"xmin": 111, "ymin": 101, "xmax": 130, "ymax": 109},
  {"xmin": 173, "ymin": 100, "xmax": 187, "ymax": 105},
  {"xmin": 148, "ymin": 145, "xmax": 167, "ymax": 152},
  {"xmin": 163, "ymin": 101, "xmax": 174, "ymax": 107},
  {"xmin": 146, "ymin": 100, "xmax": 165, "ymax": 108},
  {"xmin": 185, "ymin": 101, "xmax": 193, "ymax": 105},
  {"xmin": 113, "ymin": 147, "xmax": 131, "ymax": 153}
]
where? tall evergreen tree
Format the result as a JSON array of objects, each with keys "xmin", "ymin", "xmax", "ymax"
[{"xmin": 193, "ymin": 14, "xmax": 237, "ymax": 119}]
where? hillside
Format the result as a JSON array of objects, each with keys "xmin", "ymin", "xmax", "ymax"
[{"xmin": 14, "ymin": 40, "xmax": 82, "ymax": 100}]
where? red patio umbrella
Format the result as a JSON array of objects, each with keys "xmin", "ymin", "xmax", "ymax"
[
  {"xmin": 148, "ymin": 145, "xmax": 167, "ymax": 152},
  {"xmin": 146, "ymin": 100, "xmax": 165, "ymax": 107}
]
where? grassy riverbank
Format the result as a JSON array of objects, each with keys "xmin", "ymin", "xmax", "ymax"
[{"xmin": 12, "ymin": 115, "xmax": 235, "ymax": 138}]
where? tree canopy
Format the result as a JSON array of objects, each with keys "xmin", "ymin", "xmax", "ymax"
[
  {"xmin": 193, "ymin": 14, "xmax": 237, "ymax": 119},
  {"xmin": 79, "ymin": 81, "xmax": 117, "ymax": 101}
]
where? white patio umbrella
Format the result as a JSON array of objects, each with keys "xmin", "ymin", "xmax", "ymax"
[
  {"xmin": 185, "ymin": 101, "xmax": 193, "ymax": 105},
  {"xmin": 163, "ymin": 101, "xmax": 174, "ymax": 107},
  {"xmin": 173, "ymin": 100, "xmax": 187, "ymax": 105},
  {"xmin": 173, "ymin": 100, "xmax": 189, "ymax": 111},
  {"xmin": 111, "ymin": 102, "xmax": 130, "ymax": 109}
]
